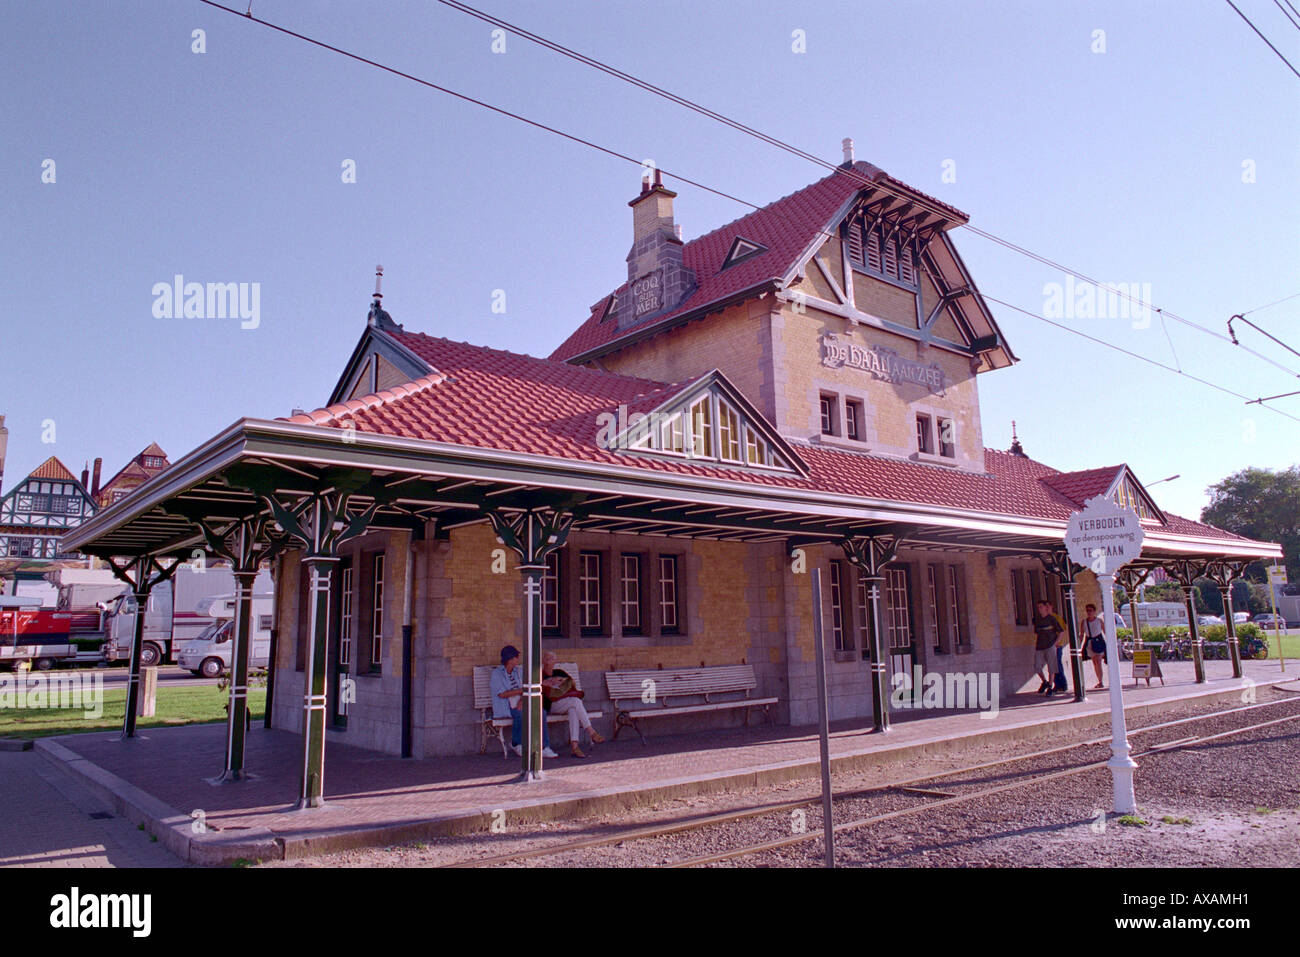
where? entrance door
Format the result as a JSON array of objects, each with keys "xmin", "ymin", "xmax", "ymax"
[
  {"xmin": 884, "ymin": 564, "xmax": 918, "ymax": 695},
  {"xmin": 328, "ymin": 558, "xmax": 353, "ymax": 730}
]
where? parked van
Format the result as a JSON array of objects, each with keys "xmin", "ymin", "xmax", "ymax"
[
  {"xmin": 175, "ymin": 592, "xmax": 274, "ymax": 678},
  {"xmin": 1119, "ymin": 602, "xmax": 1189, "ymax": 628},
  {"xmin": 99, "ymin": 566, "xmax": 272, "ymax": 666}
]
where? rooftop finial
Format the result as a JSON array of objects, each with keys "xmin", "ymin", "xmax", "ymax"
[
  {"xmin": 842, "ymin": 137, "xmax": 855, "ymax": 165},
  {"xmin": 1009, "ymin": 420, "xmax": 1026, "ymax": 457},
  {"xmin": 373, "ymin": 264, "xmax": 384, "ymax": 302}
]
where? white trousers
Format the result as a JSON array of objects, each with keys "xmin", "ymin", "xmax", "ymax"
[{"xmin": 550, "ymin": 697, "xmax": 593, "ymax": 742}]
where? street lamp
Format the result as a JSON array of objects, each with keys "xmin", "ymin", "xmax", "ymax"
[{"xmin": 1147, "ymin": 474, "xmax": 1180, "ymax": 487}]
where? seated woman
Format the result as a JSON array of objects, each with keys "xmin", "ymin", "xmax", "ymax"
[
  {"xmin": 490, "ymin": 645, "xmax": 556, "ymax": 758},
  {"xmin": 541, "ymin": 651, "xmax": 604, "ymax": 758}
]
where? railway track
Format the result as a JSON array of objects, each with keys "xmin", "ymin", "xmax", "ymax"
[{"xmin": 441, "ymin": 692, "xmax": 1300, "ymax": 869}]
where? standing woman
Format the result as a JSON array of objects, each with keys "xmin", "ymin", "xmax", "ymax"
[{"xmin": 1080, "ymin": 603, "xmax": 1107, "ymax": 690}]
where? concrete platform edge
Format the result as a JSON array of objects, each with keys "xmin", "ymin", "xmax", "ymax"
[{"xmin": 32, "ymin": 681, "xmax": 1263, "ymax": 865}]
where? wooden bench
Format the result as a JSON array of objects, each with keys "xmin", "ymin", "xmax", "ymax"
[
  {"xmin": 473, "ymin": 663, "xmax": 602, "ymax": 758},
  {"xmin": 604, "ymin": 664, "xmax": 777, "ymax": 745}
]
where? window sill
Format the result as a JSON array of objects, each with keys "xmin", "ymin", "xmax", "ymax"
[
  {"xmin": 908, "ymin": 451, "xmax": 960, "ymax": 468},
  {"xmin": 814, "ymin": 434, "xmax": 871, "ymax": 453}
]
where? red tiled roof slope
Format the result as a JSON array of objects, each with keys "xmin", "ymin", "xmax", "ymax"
[
  {"xmin": 29, "ymin": 457, "xmax": 78, "ymax": 482},
  {"xmin": 1040, "ymin": 465, "xmax": 1123, "ymax": 505},
  {"xmin": 284, "ymin": 333, "xmax": 1253, "ymax": 545},
  {"xmin": 550, "ymin": 162, "xmax": 894, "ymax": 362}
]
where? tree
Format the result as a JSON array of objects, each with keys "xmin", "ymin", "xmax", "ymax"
[{"xmin": 1201, "ymin": 466, "xmax": 1300, "ymax": 584}]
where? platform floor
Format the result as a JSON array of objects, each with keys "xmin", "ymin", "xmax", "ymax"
[{"xmin": 27, "ymin": 658, "xmax": 1296, "ymax": 863}]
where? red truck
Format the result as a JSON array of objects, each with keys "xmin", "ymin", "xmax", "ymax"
[{"xmin": 0, "ymin": 597, "xmax": 76, "ymax": 670}]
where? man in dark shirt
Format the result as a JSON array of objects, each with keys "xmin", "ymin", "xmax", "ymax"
[{"xmin": 1031, "ymin": 600, "xmax": 1065, "ymax": 697}]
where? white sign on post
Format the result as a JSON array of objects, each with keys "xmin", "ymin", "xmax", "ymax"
[{"xmin": 1065, "ymin": 495, "xmax": 1146, "ymax": 815}]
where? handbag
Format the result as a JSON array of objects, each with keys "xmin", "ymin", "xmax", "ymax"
[{"xmin": 543, "ymin": 674, "xmax": 584, "ymax": 702}]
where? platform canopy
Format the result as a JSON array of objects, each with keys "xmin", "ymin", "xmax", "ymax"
[{"xmin": 61, "ymin": 416, "xmax": 1281, "ymax": 566}]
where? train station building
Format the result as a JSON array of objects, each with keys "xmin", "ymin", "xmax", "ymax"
[{"xmin": 63, "ymin": 156, "xmax": 1282, "ymax": 804}]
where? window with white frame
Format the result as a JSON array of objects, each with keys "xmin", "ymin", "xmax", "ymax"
[
  {"xmin": 689, "ymin": 396, "xmax": 713, "ymax": 458},
  {"xmin": 946, "ymin": 563, "xmax": 968, "ymax": 649},
  {"xmin": 829, "ymin": 560, "xmax": 848, "ymax": 651},
  {"xmin": 579, "ymin": 551, "xmax": 603, "ymax": 632},
  {"xmin": 937, "ymin": 416, "xmax": 956, "ymax": 458},
  {"xmin": 370, "ymin": 552, "xmax": 384, "ymax": 667},
  {"xmin": 717, "ymin": 401, "xmax": 742, "ymax": 462},
  {"xmin": 926, "ymin": 563, "xmax": 944, "ymax": 652},
  {"xmin": 915, "ymin": 414, "xmax": 934, "ymax": 454},
  {"xmin": 658, "ymin": 555, "xmax": 680, "ymax": 633},
  {"xmin": 339, "ymin": 564, "xmax": 353, "ymax": 667},
  {"xmin": 845, "ymin": 398, "xmax": 864, "ymax": 442},
  {"xmin": 855, "ymin": 575, "xmax": 871, "ymax": 650},
  {"xmin": 620, "ymin": 553, "xmax": 642, "ymax": 633},
  {"xmin": 819, "ymin": 394, "xmax": 837, "ymax": 435},
  {"xmin": 542, "ymin": 551, "xmax": 562, "ymax": 634}
]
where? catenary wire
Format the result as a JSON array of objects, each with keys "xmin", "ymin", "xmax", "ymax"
[
  {"xmin": 1223, "ymin": 0, "xmax": 1300, "ymax": 77},
  {"xmin": 193, "ymin": 0, "xmax": 1300, "ymax": 424},
  {"xmin": 429, "ymin": 0, "xmax": 1300, "ymax": 380}
]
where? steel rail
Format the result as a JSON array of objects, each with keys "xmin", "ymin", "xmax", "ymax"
[
  {"xmin": 668, "ymin": 707, "xmax": 1300, "ymax": 867},
  {"xmin": 441, "ymin": 694, "xmax": 1299, "ymax": 868}
]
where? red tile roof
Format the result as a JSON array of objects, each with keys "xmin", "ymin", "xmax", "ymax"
[
  {"xmin": 550, "ymin": 161, "xmax": 959, "ymax": 363},
  {"xmin": 285, "ymin": 332, "xmax": 1253, "ymax": 546},
  {"xmin": 28, "ymin": 457, "xmax": 78, "ymax": 482},
  {"xmin": 1040, "ymin": 465, "xmax": 1123, "ymax": 505}
]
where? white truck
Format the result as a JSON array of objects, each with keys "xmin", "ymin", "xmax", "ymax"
[
  {"xmin": 175, "ymin": 591, "xmax": 275, "ymax": 678},
  {"xmin": 64, "ymin": 565, "xmax": 273, "ymax": 667},
  {"xmin": 1119, "ymin": 601, "xmax": 1189, "ymax": 628}
]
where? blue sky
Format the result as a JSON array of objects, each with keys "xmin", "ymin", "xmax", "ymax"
[{"xmin": 2, "ymin": 0, "xmax": 1297, "ymax": 522}]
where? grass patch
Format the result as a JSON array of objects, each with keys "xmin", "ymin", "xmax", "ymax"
[
  {"xmin": 1259, "ymin": 633, "xmax": 1300, "ymax": 660},
  {"xmin": 0, "ymin": 685, "xmax": 265, "ymax": 740},
  {"xmin": 1254, "ymin": 806, "xmax": 1275, "ymax": 815},
  {"xmin": 1117, "ymin": 815, "xmax": 1149, "ymax": 827},
  {"xmin": 1160, "ymin": 815, "xmax": 1193, "ymax": 825}
]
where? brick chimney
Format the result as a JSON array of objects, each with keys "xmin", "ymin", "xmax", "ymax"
[
  {"xmin": 616, "ymin": 171, "xmax": 696, "ymax": 330},
  {"xmin": 81, "ymin": 461, "xmax": 90, "ymax": 490},
  {"xmin": 91, "ymin": 457, "xmax": 102, "ymax": 498}
]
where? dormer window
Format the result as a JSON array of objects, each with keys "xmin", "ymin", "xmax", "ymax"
[
  {"xmin": 689, "ymin": 396, "xmax": 713, "ymax": 458},
  {"xmin": 846, "ymin": 214, "xmax": 918, "ymax": 288},
  {"xmin": 608, "ymin": 377, "xmax": 800, "ymax": 474},
  {"xmin": 717, "ymin": 401, "xmax": 742, "ymax": 463}
]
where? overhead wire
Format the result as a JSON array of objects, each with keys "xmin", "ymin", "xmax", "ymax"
[
  {"xmin": 194, "ymin": 0, "xmax": 1300, "ymax": 423},
  {"xmin": 430, "ymin": 0, "xmax": 1300, "ymax": 381}
]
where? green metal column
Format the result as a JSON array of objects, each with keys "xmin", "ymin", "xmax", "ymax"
[
  {"xmin": 486, "ymin": 504, "xmax": 575, "ymax": 782},
  {"xmin": 1182, "ymin": 584, "xmax": 1206, "ymax": 684},
  {"xmin": 1220, "ymin": 586, "xmax": 1242, "ymax": 679},
  {"xmin": 863, "ymin": 572, "xmax": 890, "ymax": 732},
  {"xmin": 1059, "ymin": 580, "xmax": 1085, "ymax": 702},
  {"xmin": 299, "ymin": 553, "xmax": 336, "ymax": 808},
  {"xmin": 841, "ymin": 534, "xmax": 905, "ymax": 734},
  {"xmin": 223, "ymin": 567, "xmax": 259, "ymax": 780},
  {"xmin": 520, "ymin": 562, "xmax": 545, "ymax": 780},
  {"xmin": 122, "ymin": 568, "xmax": 151, "ymax": 738}
]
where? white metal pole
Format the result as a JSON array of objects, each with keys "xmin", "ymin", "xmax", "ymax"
[{"xmin": 1099, "ymin": 571, "xmax": 1137, "ymax": 814}]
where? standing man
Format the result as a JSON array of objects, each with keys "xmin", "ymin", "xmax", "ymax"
[{"xmin": 1031, "ymin": 601, "xmax": 1066, "ymax": 698}]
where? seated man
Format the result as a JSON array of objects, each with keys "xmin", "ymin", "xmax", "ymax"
[
  {"xmin": 541, "ymin": 651, "xmax": 604, "ymax": 758},
  {"xmin": 490, "ymin": 645, "xmax": 556, "ymax": 758}
]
